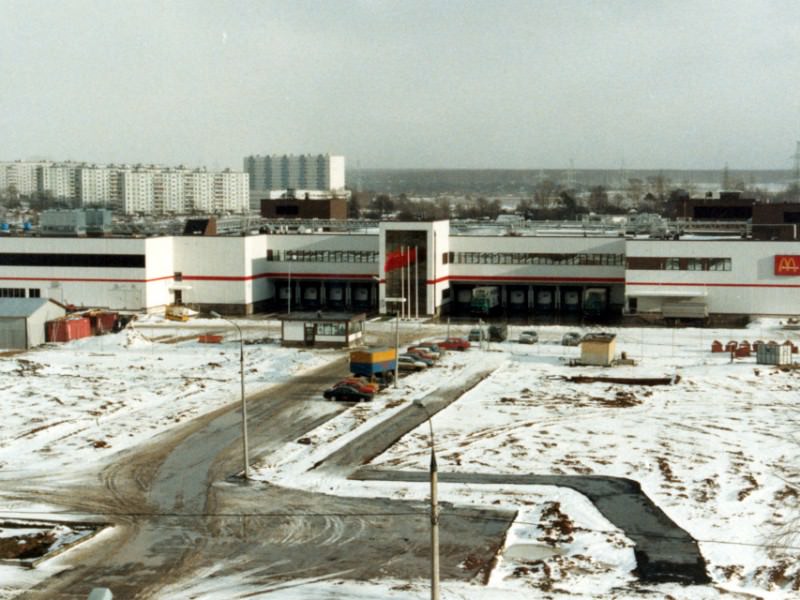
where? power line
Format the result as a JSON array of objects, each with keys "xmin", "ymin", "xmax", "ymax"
[{"xmin": 3, "ymin": 509, "xmax": 800, "ymax": 552}]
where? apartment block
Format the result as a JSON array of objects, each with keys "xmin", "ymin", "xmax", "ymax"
[
  {"xmin": 243, "ymin": 154, "xmax": 345, "ymax": 192},
  {"xmin": 0, "ymin": 160, "xmax": 249, "ymax": 214}
]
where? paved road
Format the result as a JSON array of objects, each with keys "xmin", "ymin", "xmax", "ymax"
[
  {"xmin": 352, "ymin": 470, "xmax": 710, "ymax": 585},
  {"xmin": 16, "ymin": 336, "xmax": 514, "ymax": 598}
]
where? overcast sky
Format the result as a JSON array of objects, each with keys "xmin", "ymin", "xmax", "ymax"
[{"xmin": 1, "ymin": 1, "xmax": 799, "ymax": 171}]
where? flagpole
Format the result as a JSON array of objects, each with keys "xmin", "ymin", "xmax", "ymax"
[
  {"xmin": 400, "ymin": 245, "xmax": 405, "ymax": 320},
  {"xmin": 406, "ymin": 245, "xmax": 411, "ymax": 320},
  {"xmin": 415, "ymin": 245, "xmax": 419, "ymax": 319}
]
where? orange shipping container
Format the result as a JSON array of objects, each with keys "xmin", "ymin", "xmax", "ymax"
[
  {"xmin": 350, "ymin": 347, "xmax": 397, "ymax": 364},
  {"xmin": 46, "ymin": 317, "xmax": 93, "ymax": 342}
]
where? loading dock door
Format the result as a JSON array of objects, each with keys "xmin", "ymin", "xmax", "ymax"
[
  {"xmin": 0, "ymin": 318, "xmax": 28, "ymax": 350},
  {"xmin": 304, "ymin": 323, "xmax": 316, "ymax": 346}
]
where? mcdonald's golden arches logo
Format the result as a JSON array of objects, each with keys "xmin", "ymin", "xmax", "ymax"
[{"xmin": 775, "ymin": 255, "xmax": 800, "ymax": 276}]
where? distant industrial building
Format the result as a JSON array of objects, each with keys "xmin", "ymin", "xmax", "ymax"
[
  {"xmin": 39, "ymin": 209, "xmax": 113, "ymax": 237},
  {"xmin": 260, "ymin": 189, "xmax": 348, "ymax": 220},
  {"xmin": 0, "ymin": 161, "xmax": 250, "ymax": 215},
  {"xmin": 677, "ymin": 191, "xmax": 800, "ymax": 240}
]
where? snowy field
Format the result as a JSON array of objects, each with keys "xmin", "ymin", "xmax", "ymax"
[
  {"xmin": 2, "ymin": 316, "xmax": 800, "ymax": 598},
  {"xmin": 0, "ymin": 315, "xmax": 332, "ymax": 480}
]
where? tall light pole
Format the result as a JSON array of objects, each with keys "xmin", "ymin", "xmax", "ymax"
[
  {"xmin": 210, "ymin": 311, "xmax": 249, "ymax": 480},
  {"xmin": 394, "ymin": 309, "xmax": 400, "ymax": 389},
  {"xmin": 413, "ymin": 399, "xmax": 440, "ymax": 600},
  {"xmin": 287, "ymin": 252, "xmax": 293, "ymax": 315}
]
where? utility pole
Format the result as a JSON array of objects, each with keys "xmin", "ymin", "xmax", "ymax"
[
  {"xmin": 287, "ymin": 253, "xmax": 293, "ymax": 315},
  {"xmin": 413, "ymin": 399, "xmax": 440, "ymax": 600},
  {"xmin": 210, "ymin": 311, "xmax": 249, "ymax": 480}
]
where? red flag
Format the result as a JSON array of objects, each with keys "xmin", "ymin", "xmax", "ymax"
[{"xmin": 384, "ymin": 247, "xmax": 417, "ymax": 272}]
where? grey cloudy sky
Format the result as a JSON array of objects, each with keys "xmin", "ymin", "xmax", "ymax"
[{"xmin": 1, "ymin": 0, "xmax": 799, "ymax": 170}]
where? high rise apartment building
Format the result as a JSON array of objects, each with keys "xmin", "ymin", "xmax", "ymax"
[
  {"xmin": 153, "ymin": 169, "xmax": 185, "ymax": 213},
  {"xmin": 0, "ymin": 161, "xmax": 249, "ymax": 214},
  {"xmin": 77, "ymin": 166, "xmax": 116, "ymax": 205},
  {"xmin": 0, "ymin": 161, "xmax": 47, "ymax": 195},
  {"xmin": 38, "ymin": 163, "xmax": 80, "ymax": 199},
  {"xmin": 243, "ymin": 154, "xmax": 345, "ymax": 192},
  {"xmin": 120, "ymin": 169, "xmax": 156, "ymax": 214}
]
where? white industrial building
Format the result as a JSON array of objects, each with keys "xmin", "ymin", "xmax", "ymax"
[{"xmin": 0, "ymin": 220, "xmax": 798, "ymax": 321}]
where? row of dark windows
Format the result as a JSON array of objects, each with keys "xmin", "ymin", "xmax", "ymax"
[
  {"xmin": 0, "ymin": 288, "xmax": 40, "ymax": 298},
  {"xmin": 626, "ymin": 257, "xmax": 732, "ymax": 271},
  {"xmin": 267, "ymin": 249, "xmax": 378, "ymax": 263},
  {"xmin": 0, "ymin": 253, "xmax": 146, "ymax": 268},
  {"xmin": 447, "ymin": 252, "xmax": 625, "ymax": 266}
]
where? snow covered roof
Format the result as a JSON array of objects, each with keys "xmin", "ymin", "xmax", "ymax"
[{"xmin": 278, "ymin": 311, "xmax": 366, "ymax": 322}]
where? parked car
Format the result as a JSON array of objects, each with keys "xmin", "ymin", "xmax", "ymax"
[
  {"xmin": 415, "ymin": 342, "xmax": 444, "ymax": 355},
  {"xmin": 488, "ymin": 324, "xmax": 508, "ymax": 342},
  {"xmin": 397, "ymin": 355, "xmax": 428, "ymax": 371},
  {"xmin": 401, "ymin": 353, "xmax": 433, "ymax": 367},
  {"xmin": 334, "ymin": 377, "xmax": 380, "ymax": 394},
  {"xmin": 406, "ymin": 347, "xmax": 439, "ymax": 361},
  {"xmin": 438, "ymin": 337, "xmax": 470, "ymax": 351},
  {"xmin": 468, "ymin": 328, "xmax": 485, "ymax": 342},
  {"xmin": 561, "ymin": 331, "xmax": 582, "ymax": 346},
  {"xmin": 323, "ymin": 385, "xmax": 373, "ymax": 402},
  {"xmin": 518, "ymin": 330, "xmax": 538, "ymax": 344}
]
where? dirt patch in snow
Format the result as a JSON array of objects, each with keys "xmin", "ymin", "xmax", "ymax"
[{"xmin": 561, "ymin": 375, "xmax": 679, "ymax": 386}]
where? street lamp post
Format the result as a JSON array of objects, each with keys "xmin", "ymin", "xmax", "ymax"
[
  {"xmin": 413, "ymin": 399, "xmax": 440, "ymax": 600},
  {"xmin": 394, "ymin": 309, "xmax": 400, "ymax": 389},
  {"xmin": 210, "ymin": 311, "xmax": 249, "ymax": 480},
  {"xmin": 287, "ymin": 253, "xmax": 293, "ymax": 315}
]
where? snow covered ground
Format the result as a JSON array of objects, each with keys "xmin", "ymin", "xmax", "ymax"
[
  {"xmin": 3, "ymin": 316, "xmax": 800, "ymax": 598},
  {"xmin": 0, "ymin": 315, "xmax": 331, "ymax": 481}
]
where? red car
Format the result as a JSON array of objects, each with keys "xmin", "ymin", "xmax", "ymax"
[
  {"xmin": 334, "ymin": 378, "xmax": 380, "ymax": 394},
  {"xmin": 406, "ymin": 347, "xmax": 438, "ymax": 361},
  {"xmin": 437, "ymin": 337, "xmax": 470, "ymax": 351}
]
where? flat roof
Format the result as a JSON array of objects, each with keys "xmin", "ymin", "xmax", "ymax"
[
  {"xmin": 279, "ymin": 311, "xmax": 366, "ymax": 322},
  {"xmin": 582, "ymin": 333, "xmax": 616, "ymax": 343}
]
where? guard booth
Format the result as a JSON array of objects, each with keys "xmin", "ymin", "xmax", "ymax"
[
  {"xmin": 279, "ymin": 312, "xmax": 366, "ymax": 348},
  {"xmin": 580, "ymin": 333, "xmax": 617, "ymax": 366}
]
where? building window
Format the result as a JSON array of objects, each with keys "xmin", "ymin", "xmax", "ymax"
[
  {"xmin": 450, "ymin": 251, "xmax": 624, "ymax": 266},
  {"xmin": 665, "ymin": 258, "xmax": 680, "ymax": 270},
  {"xmin": 317, "ymin": 322, "xmax": 346, "ymax": 336},
  {"xmin": 442, "ymin": 252, "xmax": 449, "ymax": 265},
  {"xmin": 277, "ymin": 249, "xmax": 377, "ymax": 263},
  {"xmin": 708, "ymin": 258, "xmax": 732, "ymax": 271},
  {"xmin": 28, "ymin": 288, "xmax": 41, "ymax": 298},
  {"xmin": 627, "ymin": 256, "xmax": 731, "ymax": 271},
  {"xmin": 174, "ymin": 272, "xmax": 183, "ymax": 282},
  {"xmin": 0, "ymin": 288, "xmax": 25, "ymax": 298},
  {"xmin": 687, "ymin": 258, "xmax": 704, "ymax": 271}
]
